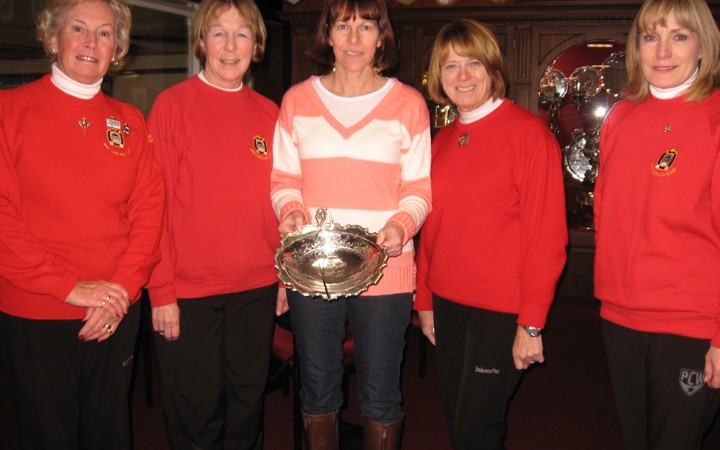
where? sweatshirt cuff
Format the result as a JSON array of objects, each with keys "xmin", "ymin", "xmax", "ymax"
[
  {"xmin": 517, "ymin": 302, "xmax": 551, "ymax": 329},
  {"xmin": 413, "ymin": 288, "xmax": 433, "ymax": 311},
  {"xmin": 147, "ymin": 284, "xmax": 178, "ymax": 308},
  {"xmin": 712, "ymin": 330, "xmax": 720, "ymax": 349},
  {"xmin": 50, "ymin": 272, "xmax": 81, "ymax": 303},
  {"xmin": 111, "ymin": 272, "xmax": 143, "ymax": 304}
]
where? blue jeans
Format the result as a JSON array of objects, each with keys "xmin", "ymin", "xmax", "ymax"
[{"xmin": 287, "ymin": 290, "xmax": 412, "ymax": 422}]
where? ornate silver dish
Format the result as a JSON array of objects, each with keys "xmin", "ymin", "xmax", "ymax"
[
  {"xmin": 564, "ymin": 130, "xmax": 592, "ymax": 182},
  {"xmin": 602, "ymin": 51, "xmax": 627, "ymax": 97},
  {"xmin": 538, "ymin": 68, "xmax": 568, "ymax": 105},
  {"xmin": 570, "ymin": 65, "xmax": 604, "ymax": 101},
  {"xmin": 275, "ymin": 209, "xmax": 388, "ymax": 300}
]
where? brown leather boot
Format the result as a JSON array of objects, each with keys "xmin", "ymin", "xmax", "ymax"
[
  {"xmin": 303, "ymin": 410, "xmax": 339, "ymax": 450},
  {"xmin": 362, "ymin": 414, "xmax": 404, "ymax": 450}
]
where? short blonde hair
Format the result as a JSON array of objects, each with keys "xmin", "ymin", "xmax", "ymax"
[
  {"xmin": 191, "ymin": 0, "xmax": 267, "ymax": 65},
  {"xmin": 36, "ymin": 0, "xmax": 132, "ymax": 61},
  {"xmin": 426, "ymin": 20, "xmax": 507, "ymax": 106},
  {"xmin": 625, "ymin": 0, "xmax": 720, "ymax": 102}
]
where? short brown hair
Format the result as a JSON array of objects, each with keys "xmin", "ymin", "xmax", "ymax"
[
  {"xmin": 36, "ymin": 0, "xmax": 132, "ymax": 61},
  {"xmin": 309, "ymin": 0, "xmax": 397, "ymax": 72},
  {"xmin": 426, "ymin": 20, "xmax": 507, "ymax": 106},
  {"xmin": 191, "ymin": 0, "xmax": 267, "ymax": 65},
  {"xmin": 625, "ymin": 0, "xmax": 720, "ymax": 102}
]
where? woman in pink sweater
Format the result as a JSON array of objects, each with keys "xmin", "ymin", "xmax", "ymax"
[
  {"xmin": 594, "ymin": 0, "xmax": 720, "ymax": 448},
  {"xmin": 270, "ymin": 1, "xmax": 431, "ymax": 448}
]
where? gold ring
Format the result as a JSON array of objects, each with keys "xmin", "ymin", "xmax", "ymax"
[{"xmin": 104, "ymin": 324, "xmax": 112, "ymax": 333}]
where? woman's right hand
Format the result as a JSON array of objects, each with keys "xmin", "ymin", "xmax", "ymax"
[
  {"xmin": 65, "ymin": 280, "xmax": 129, "ymax": 318},
  {"xmin": 152, "ymin": 303, "xmax": 181, "ymax": 341},
  {"xmin": 279, "ymin": 210, "xmax": 306, "ymax": 235},
  {"xmin": 418, "ymin": 310, "xmax": 436, "ymax": 345}
]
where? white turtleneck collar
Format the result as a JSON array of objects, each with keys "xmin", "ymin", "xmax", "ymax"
[
  {"xmin": 50, "ymin": 63, "xmax": 102, "ymax": 99},
  {"xmin": 649, "ymin": 67, "xmax": 699, "ymax": 100},
  {"xmin": 198, "ymin": 71, "xmax": 244, "ymax": 92},
  {"xmin": 458, "ymin": 97, "xmax": 504, "ymax": 124}
]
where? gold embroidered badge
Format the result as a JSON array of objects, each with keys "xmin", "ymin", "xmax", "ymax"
[
  {"xmin": 251, "ymin": 135, "xmax": 269, "ymax": 160},
  {"xmin": 651, "ymin": 148, "xmax": 677, "ymax": 177}
]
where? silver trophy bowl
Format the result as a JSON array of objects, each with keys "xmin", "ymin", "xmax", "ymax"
[{"xmin": 275, "ymin": 209, "xmax": 388, "ymax": 300}]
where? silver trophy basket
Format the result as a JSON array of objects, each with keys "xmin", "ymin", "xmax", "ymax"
[{"xmin": 275, "ymin": 209, "xmax": 388, "ymax": 300}]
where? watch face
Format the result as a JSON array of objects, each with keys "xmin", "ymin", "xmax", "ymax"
[{"xmin": 524, "ymin": 326, "xmax": 542, "ymax": 337}]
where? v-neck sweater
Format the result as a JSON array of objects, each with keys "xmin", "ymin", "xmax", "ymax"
[{"xmin": 271, "ymin": 76, "xmax": 432, "ymax": 296}]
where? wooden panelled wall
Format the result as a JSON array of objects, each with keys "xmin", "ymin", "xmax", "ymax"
[{"xmin": 278, "ymin": 0, "xmax": 720, "ymax": 112}]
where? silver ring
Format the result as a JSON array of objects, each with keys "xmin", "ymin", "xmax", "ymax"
[
  {"xmin": 105, "ymin": 294, "xmax": 110, "ymax": 301},
  {"xmin": 100, "ymin": 300, "xmax": 106, "ymax": 308},
  {"xmin": 104, "ymin": 323, "xmax": 112, "ymax": 333},
  {"xmin": 158, "ymin": 330, "xmax": 165, "ymax": 336},
  {"xmin": 530, "ymin": 359, "xmax": 538, "ymax": 364}
]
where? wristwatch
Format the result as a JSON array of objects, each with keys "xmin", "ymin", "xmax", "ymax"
[{"xmin": 520, "ymin": 324, "xmax": 542, "ymax": 337}]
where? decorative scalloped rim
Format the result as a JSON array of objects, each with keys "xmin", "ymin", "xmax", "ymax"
[{"xmin": 275, "ymin": 223, "xmax": 389, "ymax": 301}]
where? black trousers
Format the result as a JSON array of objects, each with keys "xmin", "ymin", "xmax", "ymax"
[
  {"xmin": 0, "ymin": 303, "xmax": 140, "ymax": 450},
  {"xmin": 433, "ymin": 295, "xmax": 524, "ymax": 450},
  {"xmin": 602, "ymin": 319, "xmax": 720, "ymax": 450},
  {"xmin": 154, "ymin": 284, "xmax": 276, "ymax": 450}
]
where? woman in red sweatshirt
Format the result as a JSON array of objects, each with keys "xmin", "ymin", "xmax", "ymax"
[
  {"xmin": 0, "ymin": 1, "xmax": 164, "ymax": 448},
  {"xmin": 594, "ymin": 1, "xmax": 720, "ymax": 448},
  {"xmin": 415, "ymin": 20, "xmax": 567, "ymax": 450},
  {"xmin": 146, "ymin": 0, "xmax": 281, "ymax": 448}
]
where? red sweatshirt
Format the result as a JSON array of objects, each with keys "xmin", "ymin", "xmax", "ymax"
[
  {"xmin": 0, "ymin": 75, "xmax": 164, "ymax": 319},
  {"xmin": 415, "ymin": 100, "xmax": 567, "ymax": 328},
  {"xmin": 594, "ymin": 91, "xmax": 720, "ymax": 347},
  {"xmin": 146, "ymin": 76, "xmax": 280, "ymax": 306}
]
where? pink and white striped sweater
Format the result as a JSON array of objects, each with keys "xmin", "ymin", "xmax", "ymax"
[{"xmin": 271, "ymin": 77, "xmax": 432, "ymax": 295}]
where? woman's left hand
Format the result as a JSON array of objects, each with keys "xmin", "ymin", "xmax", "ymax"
[
  {"xmin": 78, "ymin": 307, "xmax": 124, "ymax": 343},
  {"xmin": 512, "ymin": 325, "xmax": 545, "ymax": 370},
  {"xmin": 376, "ymin": 222, "xmax": 405, "ymax": 257},
  {"xmin": 704, "ymin": 345, "xmax": 720, "ymax": 389},
  {"xmin": 276, "ymin": 287, "xmax": 289, "ymax": 316}
]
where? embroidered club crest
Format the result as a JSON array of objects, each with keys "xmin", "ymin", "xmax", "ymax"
[
  {"xmin": 679, "ymin": 368, "xmax": 705, "ymax": 397},
  {"xmin": 103, "ymin": 115, "xmax": 131, "ymax": 156},
  {"xmin": 251, "ymin": 135, "xmax": 269, "ymax": 160},
  {"xmin": 656, "ymin": 149, "xmax": 677, "ymax": 171},
  {"xmin": 106, "ymin": 115, "xmax": 124, "ymax": 148},
  {"xmin": 651, "ymin": 148, "xmax": 678, "ymax": 177},
  {"xmin": 107, "ymin": 129, "xmax": 124, "ymax": 148}
]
